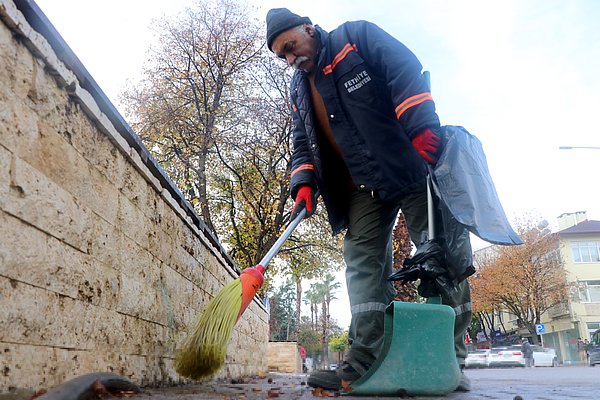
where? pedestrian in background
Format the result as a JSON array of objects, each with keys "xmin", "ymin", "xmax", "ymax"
[
  {"xmin": 521, "ymin": 338, "xmax": 533, "ymax": 368},
  {"xmin": 577, "ymin": 337, "xmax": 586, "ymax": 362},
  {"xmin": 298, "ymin": 343, "xmax": 308, "ymax": 373}
]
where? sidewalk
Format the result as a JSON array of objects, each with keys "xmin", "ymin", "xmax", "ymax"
[
  {"xmin": 5, "ymin": 367, "xmax": 598, "ymax": 400},
  {"xmin": 132, "ymin": 366, "xmax": 600, "ymax": 399}
]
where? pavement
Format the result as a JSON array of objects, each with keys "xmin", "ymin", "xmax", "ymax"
[
  {"xmin": 3, "ymin": 366, "xmax": 597, "ymax": 399},
  {"xmin": 132, "ymin": 366, "xmax": 600, "ymax": 400}
]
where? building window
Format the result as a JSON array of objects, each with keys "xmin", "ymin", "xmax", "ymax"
[
  {"xmin": 571, "ymin": 241, "xmax": 600, "ymax": 263},
  {"xmin": 588, "ymin": 322, "xmax": 600, "ymax": 335},
  {"xmin": 579, "ymin": 280, "xmax": 600, "ymax": 303}
]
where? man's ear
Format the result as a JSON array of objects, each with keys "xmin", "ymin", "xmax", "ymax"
[{"xmin": 305, "ymin": 24, "xmax": 316, "ymax": 37}]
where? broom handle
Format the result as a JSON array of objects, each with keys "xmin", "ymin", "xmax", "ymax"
[{"xmin": 258, "ymin": 208, "xmax": 307, "ymax": 270}]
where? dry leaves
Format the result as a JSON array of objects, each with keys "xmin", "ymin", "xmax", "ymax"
[{"xmin": 311, "ymin": 388, "xmax": 340, "ymax": 397}]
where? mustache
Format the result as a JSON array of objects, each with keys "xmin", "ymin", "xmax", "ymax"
[{"xmin": 291, "ymin": 56, "xmax": 310, "ymax": 70}]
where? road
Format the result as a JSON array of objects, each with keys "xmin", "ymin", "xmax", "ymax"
[
  {"xmin": 457, "ymin": 366, "xmax": 599, "ymax": 399},
  {"xmin": 133, "ymin": 365, "xmax": 600, "ymax": 399}
]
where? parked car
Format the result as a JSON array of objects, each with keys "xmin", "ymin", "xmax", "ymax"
[
  {"xmin": 531, "ymin": 345, "xmax": 558, "ymax": 367},
  {"xmin": 489, "ymin": 346, "xmax": 525, "ymax": 367},
  {"xmin": 589, "ymin": 329, "xmax": 600, "ymax": 367},
  {"xmin": 465, "ymin": 349, "xmax": 490, "ymax": 368},
  {"xmin": 487, "ymin": 347, "xmax": 507, "ymax": 367}
]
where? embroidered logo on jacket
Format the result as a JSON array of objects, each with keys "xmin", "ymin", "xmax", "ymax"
[{"xmin": 344, "ymin": 70, "xmax": 372, "ymax": 93}]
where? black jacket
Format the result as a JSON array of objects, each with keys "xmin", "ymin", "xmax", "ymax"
[{"xmin": 290, "ymin": 21, "xmax": 440, "ymax": 234}]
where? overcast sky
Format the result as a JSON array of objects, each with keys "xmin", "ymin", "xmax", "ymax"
[{"xmin": 34, "ymin": 0, "xmax": 600, "ymax": 329}]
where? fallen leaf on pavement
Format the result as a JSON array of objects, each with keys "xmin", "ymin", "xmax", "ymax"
[{"xmin": 29, "ymin": 388, "xmax": 48, "ymax": 399}]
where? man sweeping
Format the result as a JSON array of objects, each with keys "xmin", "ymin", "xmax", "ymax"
[{"xmin": 266, "ymin": 8, "xmax": 473, "ymax": 392}]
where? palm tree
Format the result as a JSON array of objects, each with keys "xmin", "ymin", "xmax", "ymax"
[
  {"xmin": 304, "ymin": 286, "xmax": 321, "ymax": 330},
  {"xmin": 311, "ymin": 273, "xmax": 341, "ymax": 368}
]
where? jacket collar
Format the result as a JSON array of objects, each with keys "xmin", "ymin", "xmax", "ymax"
[{"xmin": 314, "ymin": 25, "xmax": 329, "ymax": 67}]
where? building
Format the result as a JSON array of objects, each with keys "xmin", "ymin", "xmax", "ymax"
[
  {"xmin": 472, "ymin": 212, "xmax": 600, "ymax": 365},
  {"xmin": 542, "ymin": 212, "xmax": 600, "ymax": 364}
]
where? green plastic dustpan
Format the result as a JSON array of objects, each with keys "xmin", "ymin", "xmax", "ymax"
[{"xmin": 346, "ymin": 298, "xmax": 460, "ymax": 396}]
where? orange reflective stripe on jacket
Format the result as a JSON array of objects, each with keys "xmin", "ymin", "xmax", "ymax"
[
  {"xmin": 291, "ymin": 163, "xmax": 314, "ymax": 178},
  {"xmin": 323, "ymin": 43, "xmax": 358, "ymax": 75},
  {"xmin": 395, "ymin": 92, "xmax": 433, "ymax": 120}
]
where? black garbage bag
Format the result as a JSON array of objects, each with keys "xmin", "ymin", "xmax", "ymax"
[
  {"xmin": 433, "ymin": 177, "xmax": 477, "ymax": 284},
  {"xmin": 388, "ymin": 238, "xmax": 458, "ymax": 299}
]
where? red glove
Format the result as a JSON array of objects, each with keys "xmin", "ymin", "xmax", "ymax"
[
  {"xmin": 291, "ymin": 185, "xmax": 316, "ymax": 220},
  {"xmin": 411, "ymin": 128, "xmax": 441, "ymax": 164}
]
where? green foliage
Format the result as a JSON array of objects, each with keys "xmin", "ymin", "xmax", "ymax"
[
  {"xmin": 329, "ymin": 331, "xmax": 349, "ymax": 353},
  {"xmin": 298, "ymin": 322, "xmax": 322, "ymax": 354},
  {"xmin": 468, "ymin": 313, "xmax": 484, "ymax": 343},
  {"xmin": 268, "ymin": 278, "xmax": 296, "ymax": 341}
]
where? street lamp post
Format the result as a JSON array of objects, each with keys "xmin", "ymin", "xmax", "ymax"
[{"xmin": 559, "ymin": 146, "xmax": 600, "ymax": 150}]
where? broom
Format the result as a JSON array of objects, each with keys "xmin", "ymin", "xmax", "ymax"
[{"xmin": 173, "ymin": 208, "xmax": 307, "ymax": 379}]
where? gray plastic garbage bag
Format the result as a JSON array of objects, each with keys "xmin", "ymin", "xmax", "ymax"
[{"xmin": 433, "ymin": 126, "xmax": 523, "ymax": 246}]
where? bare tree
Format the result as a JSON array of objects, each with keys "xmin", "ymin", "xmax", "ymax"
[
  {"xmin": 122, "ymin": 0, "xmax": 341, "ymax": 287},
  {"xmin": 122, "ymin": 0, "xmax": 262, "ymax": 234}
]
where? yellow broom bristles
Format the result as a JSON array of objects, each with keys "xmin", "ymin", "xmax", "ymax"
[{"xmin": 173, "ymin": 279, "xmax": 243, "ymax": 379}]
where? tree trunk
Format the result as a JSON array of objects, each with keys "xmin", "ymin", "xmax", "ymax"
[
  {"xmin": 481, "ymin": 312, "xmax": 496, "ymax": 345},
  {"xmin": 321, "ymin": 301, "xmax": 329, "ymax": 368},
  {"xmin": 498, "ymin": 314, "xmax": 509, "ymax": 338},
  {"xmin": 196, "ymin": 147, "xmax": 215, "ymax": 235},
  {"xmin": 294, "ymin": 278, "xmax": 302, "ymax": 341},
  {"xmin": 528, "ymin": 324, "xmax": 540, "ymax": 345}
]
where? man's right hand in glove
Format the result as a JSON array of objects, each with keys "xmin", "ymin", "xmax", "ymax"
[
  {"xmin": 291, "ymin": 185, "xmax": 316, "ymax": 220},
  {"xmin": 411, "ymin": 128, "xmax": 442, "ymax": 164}
]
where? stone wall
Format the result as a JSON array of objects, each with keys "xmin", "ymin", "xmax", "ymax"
[
  {"xmin": 0, "ymin": 0, "xmax": 268, "ymax": 392},
  {"xmin": 266, "ymin": 342, "xmax": 302, "ymax": 373}
]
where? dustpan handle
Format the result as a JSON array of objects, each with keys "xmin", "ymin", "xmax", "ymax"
[
  {"xmin": 426, "ymin": 170, "xmax": 443, "ymax": 305},
  {"xmin": 423, "ymin": 70, "xmax": 435, "ymax": 242},
  {"xmin": 424, "ymin": 71, "xmax": 442, "ymax": 305},
  {"xmin": 258, "ymin": 208, "xmax": 306, "ymax": 269},
  {"xmin": 426, "ymin": 173, "xmax": 435, "ymax": 241},
  {"xmin": 426, "ymin": 174, "xmax": 442, "ymax": 305}
]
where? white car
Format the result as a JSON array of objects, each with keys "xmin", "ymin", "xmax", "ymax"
[
  {"xmin": 532, "ymin": 345, "xmax": 558, "ymax": 367},
  {"xmin": 465, "ymin": 349, "xmax": 490, "ymax": 368},
  {"xmin": 490, "ymin": 346, "xmax": 526, "ymax": 367},
  {"xmin": 487, "ymin": 347, "xmax": 508, "ymax": 367}
]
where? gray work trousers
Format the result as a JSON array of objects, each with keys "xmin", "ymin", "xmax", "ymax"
[{"xmin": 343, "ymin": 187, "xmax": 472, "ymax": 373}]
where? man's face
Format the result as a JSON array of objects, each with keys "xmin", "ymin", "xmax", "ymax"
[{"xmin": 272, "ymin": 25, "xmax": 318, "ymax": 74}]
